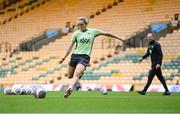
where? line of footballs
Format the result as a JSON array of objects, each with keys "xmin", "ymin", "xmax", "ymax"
[{"xmin": 4, "ymin": 87, "xmax": 46, "ymax": 99}]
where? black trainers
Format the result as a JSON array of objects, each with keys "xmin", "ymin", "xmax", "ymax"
[
  {"xmin": 64, "ymin": 88, "xmax": 72, "ymax": 99},
  {"xmin": 163, "ymin": 91, "xmax": 170, "ymax": 96},
  {"xmin": 137, "ymin": 91, "xmax": 146, "ymax": 95}
]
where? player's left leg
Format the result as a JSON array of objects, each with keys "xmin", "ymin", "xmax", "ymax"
[{"xmin": 156, "ymin": 69, "xmax": 170, "ymax": 95}]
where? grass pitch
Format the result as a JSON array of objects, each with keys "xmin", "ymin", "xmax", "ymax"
[{"xmin": 0, "ymin": 91, "xmax": 180, "ymax": 113}]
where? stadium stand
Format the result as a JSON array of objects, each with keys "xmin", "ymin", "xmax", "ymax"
[{"xmin": 0, "ymin": 0, "xmax": 50, "ymax": 25}]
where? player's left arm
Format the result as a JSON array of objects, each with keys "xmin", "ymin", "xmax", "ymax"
[
  {"xmin": 99, "ymin": 32, "xmax": 125, "ymax": 42},
  {"xmin": 156, "ymin": 43, "xmax": 163, "ymax": 69}
]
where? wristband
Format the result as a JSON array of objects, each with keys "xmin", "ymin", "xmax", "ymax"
[{"xmin": 61, "ymin": 58, "xmax": 65, "ymax": 61}]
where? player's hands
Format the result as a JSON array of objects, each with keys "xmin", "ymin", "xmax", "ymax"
[
  {"xmin": 59, "ymin": 58, "xmax": 65, "ymax": 64},
  {"xmin": 139, "ymin": 58, "xmax": 143, "ymax": 62},
  {"xmin": 156, "ymin": 64, "xmax": 161, "ymax": 69}
]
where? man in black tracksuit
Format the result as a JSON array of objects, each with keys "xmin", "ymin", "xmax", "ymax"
[{"xmin": 137, "ymin": 33, "xmax": 170, "ymax": 95}]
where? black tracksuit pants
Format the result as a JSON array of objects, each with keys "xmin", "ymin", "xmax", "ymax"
[{"xmin": 143, "ymin": 68, "xmax": 169, "ymax": 92}]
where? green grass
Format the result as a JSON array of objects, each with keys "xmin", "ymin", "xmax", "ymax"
[{"xmin": 0, "ymin": 91, "xmax": 180, "ymax": 113}]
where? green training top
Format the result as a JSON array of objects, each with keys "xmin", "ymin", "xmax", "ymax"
[{"xmin": 71, "ymin": 28, "xmax": 103, "ymax": 56}]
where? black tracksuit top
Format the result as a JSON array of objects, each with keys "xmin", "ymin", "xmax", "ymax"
[{"xmin": 142, "ymin": 40, "xmax": 163, "ymax": 69}]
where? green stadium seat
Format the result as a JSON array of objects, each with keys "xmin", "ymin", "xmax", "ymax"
[{"xmin": 0, "ymin": 69, "xmax": 7, "ymax": 78}]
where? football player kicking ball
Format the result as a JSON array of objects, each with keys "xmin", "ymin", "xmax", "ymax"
[{"xmin": 59, "ymin": 16, "xmax": 125, "ymax": 99}]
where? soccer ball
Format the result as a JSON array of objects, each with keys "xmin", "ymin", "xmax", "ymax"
[
  {"xmin": 26, "ymin": 88, "xmax": 35, "ymax": 95},
  {"xmin": 21, "ymin": 88, "xmax": 27, "ymax": 95},
  {"xmin": 99, "ymin": 87, "xmax": 108, "ymax": 95},
  {"xmin": 29, "ymin": 88, "xmax": 35, "ymax": 95},
  {"xmin": 34, "ymin": 88, "xmax": 46, "ymax": 99},
  {"xmin": 21, "ymin": 87, "xmax": 33, "ymax": 95},
  {"xmin": 4, "ymin": 87, "xmax": 13, "ymax": 95},
  {"xmin": 12, "ymin": 88, "xmax": 22, "ymax": 95}
]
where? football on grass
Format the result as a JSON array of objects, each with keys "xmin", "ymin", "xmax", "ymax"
[
  {"xmin": 34, "ymin": 88, "xmax": 46, "ymax": 99},
  {"xmin": 4, "ymin": 88, "xmax": 13, "ymax": 95}
]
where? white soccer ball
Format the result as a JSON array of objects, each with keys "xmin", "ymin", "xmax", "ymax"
[
  {"xmin": 100, "ymin": 87, "xmax": 108, "ymax": 95},
  {"xmin": 21, "ymin": 88, "xmax": 28, "ymax": 95},
  {"xmin": 34, "ymin": 88, "xmax": 46, "ymax": 99},
  {"xmin": 4, "ymin": 87, "xmax": 12, "ymax": 95},
  {"xmin": 26, "ymin": 88, "xmax": 35, "ymax": 95},
  {"xmin": 13, "ymin": 88, "xmax": 22, "ymax": 95},
  {"xmin": 30, "ymin": 88, "xmax": 35, "ymax": 95}
]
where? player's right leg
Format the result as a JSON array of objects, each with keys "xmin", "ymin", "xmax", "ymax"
[
  {"xmin": 64, "ymin": 54, "xmax": 78, "ymax": 99},
  {"xmin": 68, "ymin": 65, "xmax": 75, "ymax": 79},
  {"xmin": 63, "ymin": 66, "xmax": 75, "ymax": 99},
  {"xmin": 64, "ymin": 64, "xmax": 85, "ymax": 99},
  {"xmin": 64, "ymin": 54, "xmax": 89, "ymax": 99},
  {"xmin": 137, "ymin": 69, "xmax": 155, "ymax": 95}
]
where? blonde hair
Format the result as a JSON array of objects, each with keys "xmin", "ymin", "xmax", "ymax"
[{"xmin": 77, "ymin": 16, "xmax": 89, "ymax": 24}]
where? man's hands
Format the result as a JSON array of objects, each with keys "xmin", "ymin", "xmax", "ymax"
[
  {"xmin": 139, "ymin": 57, "xmax": 143, "ymax": 62},
  {"xmin": 139, "ymin": 57, "xmax": 161, "ymax": 69},
  {"xmin": 156, "ymin": 64, "xmax": 161, "ymax": 69},
  {"xmin": 59, "ymin": 58, "xmax": 65, "ymax": 64}
]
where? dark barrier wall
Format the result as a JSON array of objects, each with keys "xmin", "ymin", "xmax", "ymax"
[{"xmin": 19, "ymin": 28, "xmax": 62, "ymax": 51}]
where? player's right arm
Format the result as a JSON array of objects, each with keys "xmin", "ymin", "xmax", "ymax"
[
  {"xmin": 59, "ymin": 41, "xmax": 75, "ymax": 64},
  {"xmin": 139, "ymin": 48, "xmax": 150, "ymax": 62},
  {"xmin": 59, "ymin": 31, "xmax": 78, "ymax": 64}
]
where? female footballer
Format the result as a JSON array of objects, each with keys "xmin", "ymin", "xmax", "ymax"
[{"xmin": 59, "ymin": 17, "xmax": 125, "ymax": 99}]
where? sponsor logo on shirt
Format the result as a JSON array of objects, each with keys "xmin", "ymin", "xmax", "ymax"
[{"xmin": 80, "ymin": 38, "xmax": 90, "ymax": 43}]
